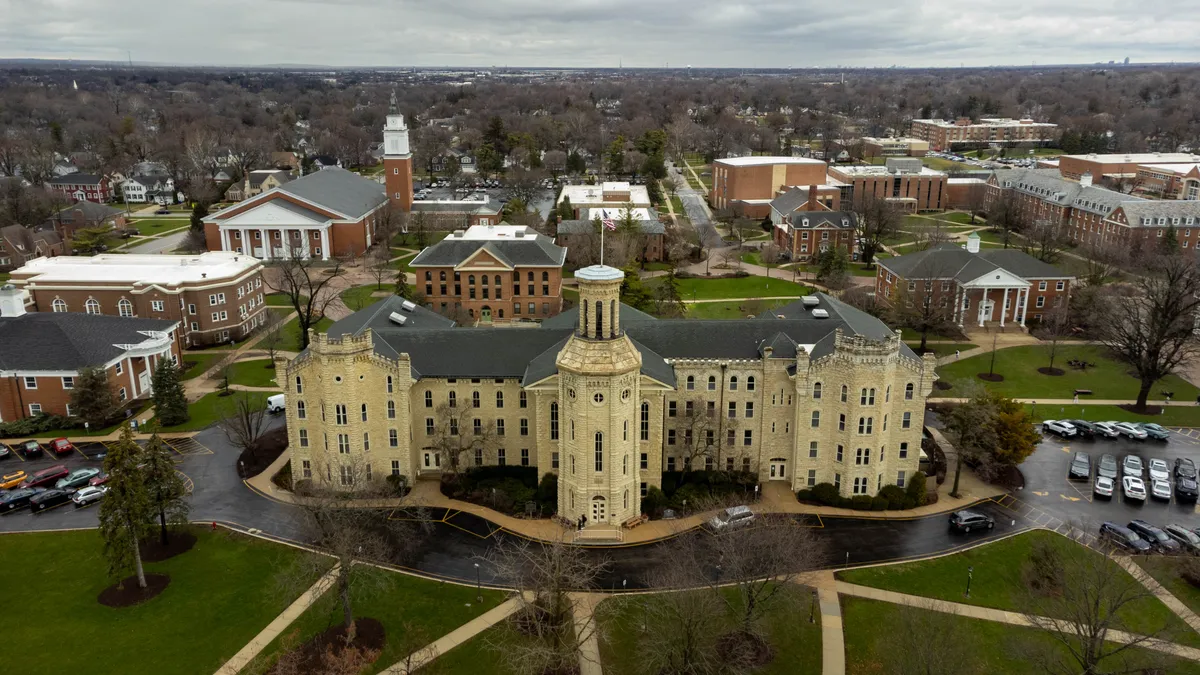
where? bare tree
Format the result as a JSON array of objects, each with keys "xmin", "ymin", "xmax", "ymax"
[
  {"xmin": 1034, "ymin": 304, "xmax": 1073, "ymax": 374},
  {"xmin": 911, "ymin": 221, "xmax": 952, "ymax": 252},
  {"xmin": 1077, "ymin": 238, "xmax": 1127, "ymax": 287},
  {"xmin": 1095, "ymin": 254, "xmax": 1200, "ymax": 410},
  {"xmin": 1022, "ymin": 218, "xmax": 1068, "ymax": 264},
  {"xmin": 890, "ymin": 600, "xmax": 972, "ymax": 675},
  {"xmin": 986, "ymin": 189, "xmax": 1026, "ymax": 249},
  {"xmin": 258, "ymin": 310, "xmax": 287, "ymax": 364},
  {"xmin": 632, "ymin": 534, "xmax": 726, "ymax": 675},
  {"xmin": 427, "ymin": 402, "xmax": 497, "ymax": 475},
  {"xmin": 943, "ymin": 384, "xmax": 1000, "ymax": 497},
  {"xmin": 269, "ymin": 251, "xmax": 346, "ymax": 351},
  {"xmin": 1022, "ymin": 530, "xmax": 1174, "ymax": 675},
  {"xmin": 673, "ymin": 397, "xmax": 737, "ymax": 471},
  {"xmin": 484, "ymin": 535, "xmax": 609, "ymax": 675},
  {"xmin": 963, "ymin": 183, "xmax": 987, "ymax": 224},
  {"xmin": 219, "ymin": 392, "xmax": 271, "ymax": 467},
  {"xmin": 890, "ymin": 277, "xmax": 957, "ymax": 354},
  {"xmin": 854, "ymin": 194, "xmax": 902, "ymax": 265}
]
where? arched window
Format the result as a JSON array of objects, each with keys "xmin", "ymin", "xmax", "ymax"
[
  {"xmin": 387, "ymin": 400, "xmax": 395, "ymax": 419},
  {"xmin": 595, "ymin": 300, "xmax": 603, "ymax": 336},
  {"xmin": 594, "ymin": 432, "xmax": 604, "ymax": 471},
  {"xmin": 550, "ymin": 402, "xmax": 559, "ymax": 440},
  {"xmin": 85, "ymin": 298, "xmax": 100, "ymax": 315},
  {"xmin": 425, "ymin": 271, "xmax": 432, "ymax": 281},
  {"xmin": 496, "ymin": 391, "xmax": 504, "ymax": 408},
  {"xmin": 708, "ymin": 376, "xmax": 716, "ymax": 391},
  {"xmin": 295, "ymin": 376, "xmax": 303, "ymax": 394},
  {"xmin": 729, "ymin": 376, "xmax": 738, "ymax": 391},
  {"xmin": 440, "ymin": 271, "xmax": 446, "ymax": 281},
  {"xmin": 481, "ymin": 275, "xmax": 488, "ymax": 286},
  {"xmin": 494, "ymin": 275, "xmax": 501, "ymax": 287},
  {"xmin": 624, "ymin": 490, "xmax": 629, "ymax": 510},
  {"xmin": 746, "ymin": 376, "xmax": 755, "ymax": 391},
  {"xmin": 580, "ymin": 301, "xmax": 587, "ymax": 334},
  {"xmin": 469, "ymin": 274, "xmax": 476, "ymax": 285},
  {"xmin": 840, "ymin": 385, "xmax": 848, "ymax": 403},
  {"xmin": 905, "ymin": 383, "xmax": 915, "ymax": 400},
  {"xmin": 360, "ymin": 403, "xmax": 367, "ymax": 421},
  {"xmin": 51, "ymin": 299, "xmax": 67, "ymax": 312},
  {"xmin": 812, "ymin": 382, "xmax": 822, "ymax": 399},
  {"xmin": 686, "ymin": 375, "xmax": 695, "ymax": 390},
  {"xmin": 448, "ymin": 391, "xmax": 457, "ymax": 407},
  {"xmin": 610, "ymin": 299, "xmax": 617, "ymax": 337},
  {"xmin": 386, "ymin": 376, "xmax": 393, "ymax": 393},
  {"xmin": 885, "ymin": 385, "xmax": 890, "ymax": 402},
  {"xmin": 543, "ymin": 271, "xmax": 549, "ymax": 281},
  {"xmin": 424, "ymin": 390, "xmax": 433, "ymax": 407},
  {"xmin": 623, "ymin": 454, "xmax": 628, "ymax": 474}
]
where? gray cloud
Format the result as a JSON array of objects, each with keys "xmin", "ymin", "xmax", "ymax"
[{"xmin": 1, "ymin": 0, "xmax": 1194, "ymax": 68}]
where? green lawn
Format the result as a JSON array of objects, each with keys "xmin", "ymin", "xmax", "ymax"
[
  {"xmin": 433, "ymin": 625, "xmax": 526, "ymax": 674},
  {"xmin": 740, "ymin": 252, "xmax": 782, "ymax": 269},
  {"xmin": 341, "ymin": 284, "xmax": 391, "ymax": 312},
  {"xmin": 597, "ymin": 586, "xmax": 821, "ymax": 675},
  {"xmin": 391, "ymin": 252, "xmax": 417, "ymax": 275},
  {"xmin": 225, "ymin": 358, "xmax": 281, "ymax": 388},
  {"xmin": 837, "ymin": 530, "xmax": 1199, "ymax": 646},
  {"xmin": 938, "ymin": 211, "xmax": 982, "ymax": 225},
  {"xmin": 975, "ymin": 228, "xmax": 1011, "ymax": 244},
  {"xmin": 841, "ymin": 596, "xmax": 1200, "ymax": 675},
  {"xmin": 243, "ymin": 567, "xmax": 507, "ymax": 675},
  {"xmin": 130, "ymin": 218, "xmax": 188, "ymax": 236},
  {"xmin": 179, "ymin": 353, "xmax": 224, "ymax": 380},
  {"xmin": 264, "ymin": 292, "xmax": 305, "ymax": 307},
  {"xmin": 899, "ymin": 327, "xmax": 965, "ymax": 342},
  {"xmin": 279, "ymin": 315, "xmax": 335, "ymax": 352},
  {"xmin": 934, "ymin": 344, "xmax": 1200, "ymax": 401},
  {"xmin": 156, "ymin": 390, "xmax": 269, "ymax": 432},
  {"xmin": 0, "ymin": 528, "xmax": 318, "ymax": 675},
  {"xmin": 1133, "ymin": 556, "xmax": 1200, "ymax": 619},
  {"xmin": 906, "ymin": 342, "xmax": 978, "ymax": 357},
  {"xmin": 670, "ymin": 196, "xmax": 684, "ymax": 216},
  {"xmin": 922, "ymin": 156, "xmax": 976, "ymax": 172},
  {"xmin": 1023, "ymin": 403, "xmax": 1200, "ymax": 428},
  {"xmin": 662, "ymin": 276, "xmax": 810, "ymax": 301},
  {"xmin": 687, "ymin": 299, "xmax": 789, "ymax": 319}
]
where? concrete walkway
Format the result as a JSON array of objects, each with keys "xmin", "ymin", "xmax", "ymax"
[
  {"xmin": 835, "ymin": 580, "xmax": 1200, "ymax": 662},
  {"xmin": 812, "ymin": 571, "xmax": 846, "ymax": 675},
  {"xmin": 1118, "ymin": 556, "xmax": 1200, "ymax": 635},
  {"xmin": 570, "ymin": 592, "xmax": 606, "ymax": 675},
  {"xmin": 377, "ymin": 594, "xmax": 526, "ymax": 674},
  {"xmin": 214, "ymin": 563, "xmax": 341, "ymax": 675}
]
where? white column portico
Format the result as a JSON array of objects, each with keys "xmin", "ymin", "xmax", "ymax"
[
  {"xmin": 320, "ymin": 228, "xmax": 330, "ymax": 261},
  {"xmin": 240, "ymin": 229, "xmax": 248, "ymax": 255},
  {"xmin": 1019, "ymin": 288, "xmax": 1028, "ymax": 327},
  {"xmin": 1000, "ymin": 288, "xmax": 1009, "ymax": 327}
]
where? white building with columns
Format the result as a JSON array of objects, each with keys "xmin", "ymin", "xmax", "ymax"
[
  {"xmin": 203, "ymin": 167, "xmax": 389, "ymax": 261},
  {"xmin": 875, "ymin": 234, "xmax": 1075, "ymax": 329}
]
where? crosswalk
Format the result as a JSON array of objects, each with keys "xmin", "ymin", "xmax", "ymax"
[{"xmin": 991, "ymin": 493, "xmax": 1101, "ymax": 549}]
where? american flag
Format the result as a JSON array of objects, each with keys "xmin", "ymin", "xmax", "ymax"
[{"xmin": 602, "ymin": 218, "xmax": 616, "ymax": 231}]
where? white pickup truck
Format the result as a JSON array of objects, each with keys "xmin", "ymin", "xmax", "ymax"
[{"xmin": 266, "ymin": 394, "xmax": 286, "ymax": 414}]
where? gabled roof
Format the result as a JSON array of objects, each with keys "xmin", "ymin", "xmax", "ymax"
[
  {"xmin": 0, "ymin": 313, "xmax": 176, "ymax": 371},
  {"xmin": 248, "ymin": 169, "xmax": 292, "ymax": 188},
  {"xmin": 48, "ymin": 173, "xmax": 104, "ymax": 186},
  {"xmin": 879, "ymin": 244, "xmax": 1070, "ymax": 282},
  {"xmin": 327, "ymin": 295, "xmax": 455, "ymax": 340},
  {"xmin": 409, "ymin": 232, "xmax": 567, "ymax": 268},
  {"xmin": 49, "ymin": 201, "xmax": 122, "ymax": 225},
  {"xmin": 1113, "ymin": 200, "xmax": 1200, "ymax": 224},
  {"xmin": 770, "ymin": 187, "xmax": 815, "ymax": 215},
  {"xmin": 274, "ymin": 168, "xmax": 386, "ymax": 219}
]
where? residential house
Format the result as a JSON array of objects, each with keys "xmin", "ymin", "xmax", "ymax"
[
  {"xmin": 44, "ymin": 201, "xmax": 125, "ymax": 244},
  {"xmin": 47, "ymin": 174, "xmax": 113, "ymax": 203},
  {"xmin": 0, "ymin": 225, "xmax": 65, "ymax": 271}
]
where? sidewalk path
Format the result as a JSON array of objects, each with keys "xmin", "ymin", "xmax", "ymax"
[
  {"xmin": 1117, "ymin": 556, "xmax": 1200, "ymax": 635},
  {"xmin": 377, "ymin": 594, "xmax": 526, "ymax": 674},
  {"xmin": 571, "ymin": 592, "xmax": 605, "ymax": 675},
  {"xmin": 835, "ymin": 581, "xmax": 1200, "ymax": 662},
  {"xmin": 813, "ymin": 571, "xmax": 845, "ymax": 675},
  {"xmin": 214, "ymin": 563, "xmax": 341, "ymax": 675}
]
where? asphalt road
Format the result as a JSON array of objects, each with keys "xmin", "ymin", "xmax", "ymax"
[{"xmin": 123, "ymin": 230, "xmax": 189, "ymax": 254}]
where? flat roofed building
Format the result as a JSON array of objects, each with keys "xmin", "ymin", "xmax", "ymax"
[
  {"xmin": 1136, "ymin": 163, "xmax": 1200, "ymax": 200},
  {"xmin": 1058, "ymin": 153, "xmax": 1200, "ymax": 182},
  {"xmin": 7, "ymin": 251, "xmax": 267, "ymax": 348},
  {"xmin": 710, "ymin": 156, "xmax": 828, "ymax": 217},
  {"xmin": 861, "ymin": 137, "xmax": 930, "ymax": 158},
  {"xmin": 828, "ymin": 160, "xmax": 948, "ymax": 212},
  {"xmin": 557, "ymin": 182, "xmax": 652, "ymax": 217},
  {"xmin": 908, "ymin": 118, "xmax": 1058, "ymax": 151}
]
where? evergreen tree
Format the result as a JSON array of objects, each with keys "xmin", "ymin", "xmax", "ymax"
[
  {"xmin": 150, "ymin": 361, "xmax": 189, "ymax": 427},
  {"xmin": 619, "ymin": 268, "xmax": 656, "ymax": 312},
  {"xmin": 646, "ymin": 179, "xmax": 663, "ymax": 206},
  {"xmin": 189, "ymin": 202, "xmax": 208, "ymax": 235},
  {"xmin": 815, "ymin": 246, "xmax": 850, "ymax": 287},
  {"xmin": 1161, "ymin": 224, "xmax": 1181, "ymax": 254},
  {"xmin": 566, "ymin": 152, "xmax": 587, "ymax": 175},
  {"xmin": 556, "ymin": 196, "xmax": 575, "ymax": 221},
  {"xmin": 142, "ymin": 434, "xmax": 190, "ymax": 546},
  {"xmin": 98, "ymin": 424, "xmax": 152, "ymax": 589},
  {"xmin": 396, "ymin": 266, "xmax": 416, "ymax": 300},
  {"xmin": 655, "ymin": 270, "xmax": 686, "ymax": 317},
  {"xmin": 70, "ymin": 366, "xmax": 118, "ymax": 428},
  {"xmin": 606, "ymin": 136, "xmax": 626, "ymax": 175}
]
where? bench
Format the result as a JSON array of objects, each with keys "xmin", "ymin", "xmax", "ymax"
[
  {"xmin": 623, "ymin": 515, "xmax": 649, "ymax": 529},
  {"xmin": 1074, "ymin": 389, "xmax": 1093, "ymax": 396}
]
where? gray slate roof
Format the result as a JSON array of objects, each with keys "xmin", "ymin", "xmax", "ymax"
[
  {"xmin": 556, "ymin": 219, "xmax": 666, "ymax": 235},
  {"xmin": 0, "ymin": 313, "xmax": 176, "ymax": 371},
  {"xmin": 541, "ymin": 303, "xmax": 658, "ymax": 330},
  {"xmin": 878, "ymin": 244, "xmax": 1070, "ymax": 282},
  {"xmin": 49, "ymin": 201, "xmax": 122, "ymax": 225},
  {"xmin": 786, "ymin": 211, "xmax": 857, "ymax": 230},
  {"xmin": 1116, "ymin": 200, "xmax": 1200, "ymax": 224},
  {"xmin": 993, "ymin": 168, "xmax": 1142, "ymax": 215},
  {"xmin": 48, "ymin": 173, "xmax": 104, "ymax": 185},
  {"xmin": 411, "ymin": 201, "xmax": 501, "ymax": 215},
  {"xmin": 327, "ymin": 295, "xmax": 455, "ymax": 341},
  {"xmin": 409, "ymin": 233, "xmax": 567, "ymax": 268},
  {"xmin": 276, "ymin": 168, "xmax": 386, "ymax": 219}
]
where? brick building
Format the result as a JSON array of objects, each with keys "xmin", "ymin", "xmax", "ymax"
[
  {"xmin": 1135, "ymin": 163, "xmax": 1200, "ymax": 200},
  {"xmin": 828, "ymin": 159, "xmax": 947, "ymax": 212},
  {"xmin": 861, "ymin": 137, "xmax": 929, "ymax": 158},
  {"xmin": 0, "ymin": 285, "xmax": 181, "ymax": 422},
  {"xmin": 556, "ymin": 207, "xmax": 667, "ymax": 265},
  {"xmin": 409, "ymin": 224, "xmax": 568, "ymax": 323},
  {"xmin": 1057, "ymin": 153, "xmax": 1200, "ymax": 182},
  {"xmin": 709, "ymin": 157, "xmax": 828, "ymax": 217},
  {"xmin": 44, "ymin": 201, "xmax": 125, "ymax": 245},
  {"xmin": 772, "ymin": 210, "xmax": 858, "ymax": 262},
  {"xmin": 46, "ymin": 173, "xmax": 114, "ymax": 203},
  {"xmin": 202, "ymin": 167, "xmax": 389, "ymax": 260},
  {"xmin": 908, "ymin": 118, "xmax": 1058, "ymax": 151},
  {"xmin": 875, "ymin": 235, "xmax": 1073, "ymax": 328},
  {"xmin": 0, "ymin": 225, "xmax": 64, "ymax": 272},
  {"xmin": 7, "ymin": 252, "xmax": 267, "ymax": 348}
]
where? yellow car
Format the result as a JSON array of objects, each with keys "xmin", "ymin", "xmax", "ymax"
[{"xmin": 0, "ymin": 470, "xmax": 28, "ymax": 489}]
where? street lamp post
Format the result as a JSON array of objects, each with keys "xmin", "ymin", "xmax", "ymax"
[
  {"xmin": 965, "ymin": 565, "xmax": 974, "ymax": 598},
  {"xmin": 474, "ymin": 562, "xmax": 482, "ymax": 603},
  {"xmin": 809, "ymin": 589, "xmax": 817, "ymax": 623}
]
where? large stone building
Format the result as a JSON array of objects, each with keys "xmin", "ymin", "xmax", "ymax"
[
  {"xmin": 282, "ymin": 271, "xmax": 935, "ymax": 528},
  {"xmin": 908, "ymin": 117, "xmax": 1058, "ymax": 151}
]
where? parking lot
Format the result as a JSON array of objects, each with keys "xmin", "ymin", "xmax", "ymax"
[{"xmin": 1020, "ymin": 425, "xmax": 1200, "ymax": 534}]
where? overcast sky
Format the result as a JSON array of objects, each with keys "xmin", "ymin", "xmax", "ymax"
[{"xmin": 3, "ymin": 0, "xmax": 1196, "ymax": 69}]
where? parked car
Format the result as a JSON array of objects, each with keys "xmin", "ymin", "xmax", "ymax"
[
  {"xmin": 1148, "ymin": 458, "xmax": 1170, "ymax": 482},
  {"xmin": 1128, "ymin": 520, "xmax": 1181, "ymax": 552},
  {"xmin": 1122, "ymin": 455, "xmax": 1144, "ymax": 478},
  {"xmin": 1140, "ymin": 423, "xmax": 1171, "ymax": 441},
  {"xmin": 21, "ymin": 464, "xmax": 69, "ymax": 488},
  {"xmin": 47, "ymin": 437, "xmax": 75, "ymax": 457},
  {"xmin": 0, "ymin": 487, "xmax": 45, "ymax": 512},
  {"xmin": 1092, "ymin": 422, "xmax": 1121, "ymax": 439},
  {"xmin": 0, "ymin": 470, "xmax": 27, "ymax": 489},
  {"xmin": 1042, "ymin": 420, "xmax": 1077, "ymax": 437},
  {"xmin": 949, "ymin": 510, "xmax": 995, "ymax": 533},
  {"xmin": 89, "ymin": 471, "xmax": 110, "ymax": 487},
  {"xmin": 1099, "ymin": 521, "xmax": 1151, "ymax": 553},
  {"xmin": 154, "ymin": 207, "xmax": 170, "ymax": 215},
  {"xmin": 1177, "ymin": 476, "xmax": 1200, "ymax": 502},
  {"xmin": 55, "ymin": 467, "xmax": 101, "ymax": 491},
  {"xmin": 18, "ymin": 440, "xmax": 42, "ymax": 457},
  {"xmin": 0, "ymin": 442, "xmax": 10, "ymax": 459},
  {"xmin": 1122, "ymin": 475, "xmax": 1147, "ymax": 501},
  {"xmin": 267, "ymin": 394, "xmax": 286, "ymax": 414},
  {"xmin": 1094, "ymin": 475, "xmax": 1115, "ymax": 498},
  {"xmin": 1176, "ymin": 458, "xmax": 1198, "ymax": 480},
  {"xmin": 29, "ymin": 488, "xmax": 72, "ymax": 513},
  {"xmin": 1113, "ymin": 422, "xmax": 1148, "ymax": 440},
  {"xmin": 708, "ymin": 505, "xmax": 755, "ymax": 531},
  {"xmin": 1164, "ymin": 524, "xmax": 1200, "ymax": 553},
  {"xmin": 1068, "ymin": 420, "xmax": 1097, "ymax": 439},
  {"xmin": 1151, "ymin": 479, "xmax": 1172, "ymax": 501},
  {"xmin": 71, "ymin": 485, "xmax": 108, "ymax": 508},
  {"xmin": 1068, "ymin": 452, "xmax": 1092, "ymax": 480},
  {"xmin": 1097, "ymin": 454, "xmax": 1119, "ymax": 480}
]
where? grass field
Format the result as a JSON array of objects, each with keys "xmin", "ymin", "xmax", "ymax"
[
  {"xmin": 837, "ymin": 530, "xmax": 1199, "ymax": 646},
  {"xmin": 740, "ymin": 251, "xmax": 782, "ymax": 268},
  {"xmin": 597, "ymin": 586, "xmax": 822, "ymax": 675},
  {"xmin": 0, "ymin": 528, "xmax": 317, "ymax": 675},
  {"xmin": 841, "ymin": 596, "xmax": 1200, "ymax": 675},
  {"xmin": 906, "ymin": 342, "xmax": 978, "ymax": 357},
  {"xmin": 226, "ymin": 358, "xmax": 281, "ymax": 388},
  {"xmin": 242, "ymin": 567, "xmax": 506, "ymax": 675},
  {"xmin": 938, "ymin": 211, "xmax": 982, "ymax": 225},
  {"xmin": 391, "ymin": 252, "xmax": 417, "ymax": 275},
  {"xmin": 179, "ymin": 353, "xmax": 224, "ymax": 380},
  {"xmin": 340, "ymin": 284, "xmax": 390, "ymax": 312},
  {"xmin": 660, "ymin": 276, "xmax": 810, "ymax": 301},
  {"xmin": 157, "ymin": 390, "xmax": 270, "ymax": 432},
  {"xmin": 921, "ymin": 156, "xmax": 976, "ymax": 172},
  {"xmin": 1133, "ymin": 556, "xmax": 1200, "ymax": 619},
  {"xmin": 265, "ymin": 292, "xmax": 305, "ymax": 307},
  {"xmin": 131, "ymin": 218, "xmax": 188, "ymax": 236},
  {"xmin": 687, "ymin": 299, "xmax": 789, "ymax": 319},
  {"xmin": 934, "ymin": 344, "xmax": 1200, "ymax": 401},
  {"xmin": 279, "ymin": 315, "xmax": 335, "ymax": 352}
]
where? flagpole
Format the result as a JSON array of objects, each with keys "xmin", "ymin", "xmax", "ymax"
[{"xmin": 601, "ymin": 219, "xmax": 605, "ymax": 267}]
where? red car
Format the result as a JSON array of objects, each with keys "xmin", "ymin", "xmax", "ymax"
[
  {"xmin": 89, "ymin": 471, "xmax": 110, "ymax": 487},
  {"xmin": 22, "ymin": 465, "xmax": 69, "ymax": 488},
  {"xmin": 48, "ymin": 438, "xmax": 75, "ymax": 457}
]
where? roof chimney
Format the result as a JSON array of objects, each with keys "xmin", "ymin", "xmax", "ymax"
[
  {"xmin": 807, "ymin": 184, "xmax": 818, "ymax": 210},
  {"xmin": 0, "ymin": 284, "xmax": 26, "ymax": 318}
]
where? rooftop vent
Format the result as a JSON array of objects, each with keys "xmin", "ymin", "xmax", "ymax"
[
  {"xmin": 401, "ymin": 300, "xmax": 417, "ymax": 312},
  {"xmin": 811, "ymin": 308, "xmax": 829, "ymax": 319},
  {"xmin": 801, "ymin": 296, "xmax": 820, "ymax": 307},
  {"xmin": 388, "ymin": 312, "xmax": 408, "ymax": 326}
]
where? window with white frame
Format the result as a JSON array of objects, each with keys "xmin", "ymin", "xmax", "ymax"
[
  {"xmin": 23, "ymin": 376, "xmax": 36, "ymax": 389},
  {"xmin": 902, "ymin": 412, "xmax": 912, "ymax": 429},
  {"xmin": 29, "ymin": 403, "xmax": 42, "ymax": 415},
  {"xmin": 52, "ymin": 299, "xmax": 67, "ymax": 312},
  {"xmin": 61, "ymin": 376, "xmax": 73, "ymax": 389},
  {"xmin": 85, "ymin": 299, "xmax": 100, "ymax": 315}
]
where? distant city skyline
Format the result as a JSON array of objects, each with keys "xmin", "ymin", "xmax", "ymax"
[{"xmin": 2, "ymin": 0, "xmax": 1195, "ymax": 69}]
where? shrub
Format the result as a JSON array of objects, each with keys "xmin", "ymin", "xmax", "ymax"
[
  {"xmin": 1024, "ymin": 537, "xmax": 1065, "ymax": 594},
  {"xmin": 642, "ymin": 486, "xmax": 667, "ymax": 518},
  {"xmin": 1180, "ymin": 556, "xmax": 1200, "ymax": 589},
  {"xmin": 0, "ymin": 413, "xmax": 75, "ymax": 438},
  {"xmin": 385, "ymin": 473, "xmax": 409, "ymax": 496},
  {"xmin": 271, "ymin": 463, "xmax": 293, "ymax": 491},
  {"xmin": 870, "ymin": 496, "xmax": 889, "ymax": 511},
  {"xmin": 809, "ymin": 482, "xmax": 841, "ymax": 506},
  {"xmin": 849, "ymin": 495, "xmax": 874, "ymax": 510},
  {"xmin": 878, "ymin": 485, "xmax": 907, "ymax": 510},
  {"xmin": 906, "ymin": 471, "xmax": 928, "ymax": 506},
  {"xmin": 536, "ymin": 472, "xmax": 558, "ymax": 511}
]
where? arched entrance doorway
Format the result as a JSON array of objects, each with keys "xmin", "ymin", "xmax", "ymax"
[
  {"xmin": 480, "ymin": 306, "xmax": 492, "ymax": 322},
  {"xmin": 768, "ymin": 457, "xmax": 788, "ymax": 481},
  {"xmin": 591, "ymin": 496, "xmax": 607, "ymax": 523}
]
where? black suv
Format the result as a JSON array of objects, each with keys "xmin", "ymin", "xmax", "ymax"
[
  {"xmin": 949, "ymin": 510, "xmax": 995, "ymax": 533},
  {"xmin": 1175, "ymin": 458, "xmax": 1198, "ymax": 480},
  {"xmin": 1099, "ymin": 522, "xmax": 1151, "ymax": 553},
  {"xmin": 1128, "ymin": 520, "xmax": 1182, "ymax": 553},
  {"xmin": 29, "ymin": 489, "xmax": 72, "ymax": 513},
  {"xmin": 1068, "ymin": 452, "xmax": 1092, "ymax": 481},
  {"xmin": 1068, "ymin": 420, "xmax": 1097, "ymax": 440},
  {"xmin": 1177, "ymin": 476, "xmax": 1200, "ymax": 502},
  {"xmin": 1164, "ymin": 524, "xmax": 1200, "ymax": 554}
]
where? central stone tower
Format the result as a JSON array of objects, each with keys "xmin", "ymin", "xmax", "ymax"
[
  {"xmin": 555, "ymin": 265, "xmax": 642, "ymax": 526},
  {"xmin": 382, "ymin": 90, "xmax": 413, "ymax": 212}
]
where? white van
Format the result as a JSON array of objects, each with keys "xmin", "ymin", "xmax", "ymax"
[{"xmin": 266, "ymin": 394, "xmax": 286, "ymax": 414}]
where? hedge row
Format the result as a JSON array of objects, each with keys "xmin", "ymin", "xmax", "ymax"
[
  {"xmin": 441, "ymin": 465, "xmax": 557, "ymax": 516},
  {"xmin": 795, "ymin": 472, "xmax": 928, "ymax": 511}
]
